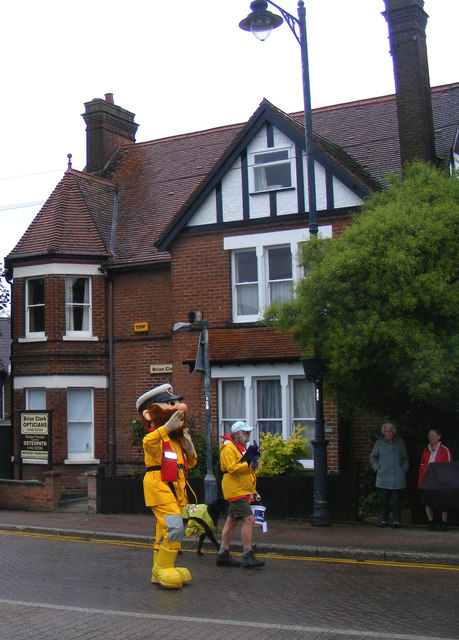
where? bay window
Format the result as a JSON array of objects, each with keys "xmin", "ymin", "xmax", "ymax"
[{"xmin": 217, "ymin": 365, "xmax": 315, "ymax": 448}]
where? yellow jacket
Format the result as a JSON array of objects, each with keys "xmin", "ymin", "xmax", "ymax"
[
  {"xmin": 143, "ymin": 425, "xmax": 197, "ymax": 507},
  {"xmin": 219, "ymin": 436, "xmax": 256, "ymax": 500}
]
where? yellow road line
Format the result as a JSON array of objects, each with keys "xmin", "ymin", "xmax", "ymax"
[{"xmin": 1, "ymin": 528, "xmax": 457, "ymax": 572}]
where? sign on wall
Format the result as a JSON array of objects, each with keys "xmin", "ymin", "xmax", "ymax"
[{"xmin": 19, "ymin": 411, "xmax": 52, "ymax": 465}]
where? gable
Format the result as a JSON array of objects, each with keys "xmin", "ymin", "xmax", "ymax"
[
  {"xmin": 187, "ymin": 122, "xmax": 366, "ymax": 229},
  {"xmin": 156, "ymin": 100, "xmax": 376, "ymax": 251}
]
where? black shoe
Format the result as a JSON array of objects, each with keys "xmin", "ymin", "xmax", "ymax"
[
  {"xmin": 441, "ymin": 522, "xmax": 448, "ymax": 532},
  {"xmin": 216, "ymin": 550, "xmax": 241, "ymax": 567},
  {"xmin": 241, "ymin": 550, "xmax": 265, "ymax": 569},
  {"xmin": 428, "ymin": 522, "xmax": 435, "ymax": 531},
  {"xmin": 378, "ymin": 521, "xmax": 387, "ymax": 528},
  {"xmin": 392, "ymin": 522, "xmax": 401, "ymax": 529}
]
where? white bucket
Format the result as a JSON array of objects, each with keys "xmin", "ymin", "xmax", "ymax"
[{"xmin": 251, "ymin": 504, "xmax": 266, "ymax": 525}]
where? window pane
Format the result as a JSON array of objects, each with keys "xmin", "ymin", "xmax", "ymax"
[
  {"xmin": 66, "ymin": 276, "xmax": 90, "ymax": 332},
  {"xmin": 268, "ymin": 247, "xmax": 292, "ymax": 280},
  {"xmin": 235, "ymin": 250, "xmax": 259, "ymax": 315},
  {"xmin": 293, "ymin": 378, "xmax": 315, "ymax": 446},
  {"xmin": 253, "ymin": 150, "xmax": 291, "ymax": 191},
  {"xmin": 254, "ymin": 150, "xmax": 289, "ymax": 165},
  {"xmin": 68, "ymin": 389, "xmax": 92, "ymax": 421},
  {"xmin": 67, "ymin": 389, "xmax": 93, "ymax": 457},
  {"xmin": 28, "ymin": 279, "xmax": 44, "ymax": 305},
  {"xmin": 221, "ymin": 380, "xmax": 245, "ymax": 419},
  {"xmin": 237, "ymin": 283, "xmax": 259, "ymax": 315},
  {"xmin": 257, "ymin": 379, "xmax": 282, "ymax": 435},
  {"xmin": 27, "ymin": 278, "xmax": 45, "ymax": 333},
  {"xmin": 235, "ymin": 251, "xmax": 257, "ymax": 283},
  {"xmin": 293, "ymin": 378, "xmax": 315, "ymax": 419},
  {"xmin": 26, "ymin": 388, "xmax": 46, "ymax": 410},
  {"xmin": 68, "ymin": 423, "xmax": 92, "ymax": 454},
  {"xmin": 29, "ymin": 307, "xmax": 45, "ymax": 333}
]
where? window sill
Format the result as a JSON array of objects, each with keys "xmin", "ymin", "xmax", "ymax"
[
  {"xmin": 64, "ymin": 458, "xmax": 100, "ymax": 465},
  {"xmin": 63, "ymin": 335, "xmax": 99, "ymax": 341},
  {"xmin": 19, "ymin": 336, "xmax": 48, "ymax": 343}
]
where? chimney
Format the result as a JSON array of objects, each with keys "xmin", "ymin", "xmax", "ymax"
[
  {"xmin": 383, "ymin": 0, "xmax": 438, "ymax": 166},
  {"xmin": 82, "ymin": 93, "xmax": 139, "ymax": 174}
]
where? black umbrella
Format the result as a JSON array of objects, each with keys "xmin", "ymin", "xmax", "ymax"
[{"xmin": 419, "ymin": 461, "xmax": 459, "ymax": 511}]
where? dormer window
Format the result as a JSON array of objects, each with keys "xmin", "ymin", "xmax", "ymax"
[{"xmin": 252, "ymin": 148, "xmax": 292, "ymax": 192}]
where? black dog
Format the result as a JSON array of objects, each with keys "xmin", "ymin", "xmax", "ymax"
[
  {"xmin": 197, "ymin": 497, "xmax": 227, "ymax": 556},
  {"xmin": 182, "ymin": 497, "xmax": 227, "ymax": 556}
]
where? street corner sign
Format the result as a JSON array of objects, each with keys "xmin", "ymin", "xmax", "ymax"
[
  {"xmin": 19, "ymin": 411, "xmax": 51, "ymax": 464},
  {"xmin": 150, "ymin": 364, "xmax": 173, "ymax": 374}
]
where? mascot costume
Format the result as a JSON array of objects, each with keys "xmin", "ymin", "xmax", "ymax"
[{"xmin": 136, "ymin": 383, "xmax": 197, "ymax": 589}]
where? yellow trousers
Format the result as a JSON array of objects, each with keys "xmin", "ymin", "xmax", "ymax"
[{"xmin": 151, "ymin": 503, "xmax": 182, "ymax": 551}]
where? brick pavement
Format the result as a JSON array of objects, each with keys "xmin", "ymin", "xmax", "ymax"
[{"xmin": 0, "ymin": 505, "xmax": 457, "ymax": 566}]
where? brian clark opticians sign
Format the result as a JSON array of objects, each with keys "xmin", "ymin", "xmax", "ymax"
[{"xmin": 20, "ymin": 411, "xmax": 52, "ymax": 464}]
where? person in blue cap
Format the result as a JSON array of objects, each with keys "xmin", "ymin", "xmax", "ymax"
[{"xmin": 216, "ymin": 421, "xmax": 265, "ymax": 569}]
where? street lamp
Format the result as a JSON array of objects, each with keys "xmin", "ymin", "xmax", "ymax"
[
  {"xmin": 172, "ymin": 315, "xmax": 217, "ymax": 505},
  {"xmin": 239, "ymin": 0, "xmax": 317, "ymax": 235},
  {"xmin": 240, "ymin": 1, "xmax": 331, "ymax": 525}
]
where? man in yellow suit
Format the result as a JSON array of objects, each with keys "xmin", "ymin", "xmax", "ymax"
[{"xmin": 136, "ymin": 384, "xmax": 197, "ymax": 588}]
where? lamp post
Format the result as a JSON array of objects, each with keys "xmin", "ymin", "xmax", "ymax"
[
  {"xmin": 172, "ymin": 316, "xmax": 217, "ymax": 505},
  {"xmin": 239, "ymin": 0, "xmax": 317, "ymax": 235},
  {"xmin": 240, "ymin": 1, "xmax": 331, "ymax": 525}
]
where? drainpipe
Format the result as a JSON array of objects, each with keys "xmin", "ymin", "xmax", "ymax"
[{"xmin": 104, "ymin": 189, "xmax": 119, "ymax": 476}]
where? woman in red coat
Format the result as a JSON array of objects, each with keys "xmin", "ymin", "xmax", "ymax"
[{"xmin": 418, "ymin": 428, "xmax": 452, "ymax": 531}]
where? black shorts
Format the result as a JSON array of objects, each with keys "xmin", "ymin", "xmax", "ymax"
[{"xmin": 227, "ymin": 498, "xmax": 252, "ymax": 520}]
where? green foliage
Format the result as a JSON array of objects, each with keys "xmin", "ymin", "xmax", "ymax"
[
  {"xmin": 265, "ymin": 163, "xmax": 459, "ymax": 431},
  {"xmin": 185, "ymin": 418, "xmax": 220, "ymax": 479},
  {"xmin": 358, "ymin": 466, "xmax": 380, "ymax": 519},
  {"xmin": 256, "ymin": 426, "xmax": 310, "ymax": 476},
  {"xmin": 124, "ymin": 419, "xmax": 147, "ymax": 447}
]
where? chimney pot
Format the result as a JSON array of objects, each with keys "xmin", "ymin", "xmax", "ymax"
[{"xmin": 105, "ymin": 93, "xmax": 114, "ymax": 104}]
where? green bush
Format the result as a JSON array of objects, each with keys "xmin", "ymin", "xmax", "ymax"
[
  {"xmin": 256, "ymin": 426, "xmax": 310, "ymax": 476},
  {"xmin": 358, "ymin": 466, "xmax": 380, "ymax": 519}
]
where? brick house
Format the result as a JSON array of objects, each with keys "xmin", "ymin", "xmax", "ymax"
[{"xmin": 4, "ymin": 0, "xmax": 459, "ymax": 496}]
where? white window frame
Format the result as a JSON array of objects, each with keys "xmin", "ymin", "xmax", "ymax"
[
  {"xmin": 25, "ymin": 277, "xmax": 45, "ymax": 339},
  {"xmin": 215, "ymin": 363, "xmax": 315, "ymax": 444},
  {"xmin": 224, "ymin": 227, "xmax": 332, "ymax": 323},
  {"xmin": 64, "ymin": 276, "xmax": 93, "ymax": 339},
  {"xmin": 66, "ymin": 388, "xmax": 95, "ymax": 462},
  {"xmin": 250, "ymin": 147, "xmax": 293, "ymax": 193}
]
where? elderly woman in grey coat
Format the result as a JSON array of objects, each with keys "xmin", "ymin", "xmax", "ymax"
[{"xmin": 370, "ymin": 423, "xmax": 409, "ymax": 528}]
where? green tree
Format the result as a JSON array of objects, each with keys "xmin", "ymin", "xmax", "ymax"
[{"xmin": 266, "ymin": 163, "xmax": 459, "ymax": 438}]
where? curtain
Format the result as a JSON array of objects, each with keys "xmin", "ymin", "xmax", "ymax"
[
  {"xmin": 257, "ymin": 379, "xmax": 282, "ymax": 435},
  {"xmin": 66, "ymin": 277, "xmax": 90, "ymax": 331}
]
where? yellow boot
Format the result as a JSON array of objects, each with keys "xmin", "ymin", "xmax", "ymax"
[
  {"xmin": 152, "ymin": 546, "xmax": 184, "ymax": 589},
  {"xmin": 152, "ymin": 549, "xmax": 192, "ymax": 586}
]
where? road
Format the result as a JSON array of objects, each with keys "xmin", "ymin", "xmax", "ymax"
[{"xmin": 0, "ymin": 529, "xmax": 457, "ymax": 640}]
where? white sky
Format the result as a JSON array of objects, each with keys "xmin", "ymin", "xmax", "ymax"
[{"xmin": 0, "ymin": 0, "xmax": 457, "ymax": 266}]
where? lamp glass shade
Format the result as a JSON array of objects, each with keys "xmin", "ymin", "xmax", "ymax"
[{"xmin": 239, "ymin": 10, "xmax": 283, "ymax": 41}]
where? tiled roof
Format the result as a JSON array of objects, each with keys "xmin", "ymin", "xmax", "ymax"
[
  {"xmin": 304, "ymin": 83, "xmax": 459, "ymax": 184},
  {"xmin": 106, "ymin": 125, "xmax": 242, "ymax": 267},
  {"xmin": 185, "ymin": 327, "xmax": 303, "ymax": 366},
  {"xmin": 7, "ymin": 169, "xmax": 115, "ymax": 261},
  {"xmin": 6, "ymin": 84, "xmax": 458, "ymax": 269}
]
